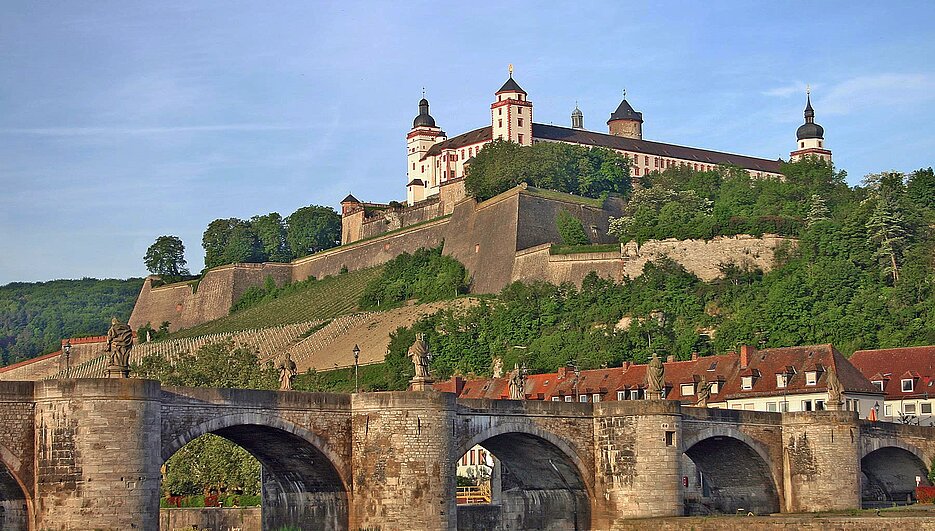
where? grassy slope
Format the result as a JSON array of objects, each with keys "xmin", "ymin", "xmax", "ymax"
[{"xmin": 170, "ymin": 267, "xmax": 383, "ymax": 338}]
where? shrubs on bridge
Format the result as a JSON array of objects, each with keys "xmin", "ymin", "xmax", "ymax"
[{"xmin": 916, "ymin": 486, "xmax": 935, "ymax": 504}]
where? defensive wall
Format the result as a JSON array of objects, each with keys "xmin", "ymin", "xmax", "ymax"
[
  {"xmin": 0, "ymin": 379, "xmax": 934, "ymax": 530},
  {"xmin": 129, "ymin": 184, "xmax": 793, "ymax": 334}
]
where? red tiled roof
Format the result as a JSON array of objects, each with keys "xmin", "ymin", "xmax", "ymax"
[
  {"xmin": 850, "ymin": 346, "xmax": 935, "ymax": 400},
  {"xmin": 718, "ymin": 344, "xmax": 880, "ymax": 400}
]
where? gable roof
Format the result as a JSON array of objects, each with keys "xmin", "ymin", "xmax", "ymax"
[
  {"xmin": 850, "ymin": 346, "xmax": 935, "ymax": 400},
  {"xmin": 533, "ymin": 123, "xmax": 783, "ymax": 174},
  {"xmin": 422, "ymin": 126, "xmax": 492, "ymax": 160}
]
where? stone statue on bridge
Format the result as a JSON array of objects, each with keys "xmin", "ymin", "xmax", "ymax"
[
  {"xmin": 695, "ymin": 376, "xmax": 712, "ymax": 407},
  {"xmin": 278, "ymin": 352, "xmax": 297, "ymax": 391},
  {"xmin": 106, "ymin": 317, "xmax": 133, "ymax": 378},
  {"xmin": 409, "ymin": 334, "xmax": 435, "ymax": 391},
  {"xmin": 826, "ymin": 367, "xmax": 843, "ymax": 410},
  {"xmin": 646, "ymin": 353, "xmax": 665, "ymax": 400},
  {"xmin": 508, "ymin": 363, "xmax": 526, "ymax": 400}
]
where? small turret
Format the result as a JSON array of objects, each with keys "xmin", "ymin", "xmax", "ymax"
[
  {"xmin": 571, "ymin": 104, "xmax": 584, "ymax": 129},
  {"xmin": 607, "ymin": 90, "xmax": 643, "ymax": 139},
  {"xmin": 491, "ymin": 64, "xmax": 533, "ymax": 146}
]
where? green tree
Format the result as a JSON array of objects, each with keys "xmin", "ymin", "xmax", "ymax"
[
  {"xmin": 866, "ymin": 193, "xmax": 909, "ymax": 283},
  {"xmin": 144, "ymin": 235, "xmax": 190, "ymax": 278},
  {"xmin": 202, "ymin": 218, "xmax": 263, "ymax": 269},
  {"xmin": 556, "ymin": 211, "xmax": 590, "ymax": 245},
  {"xmin": 251, "ymin": 212, "xmax": 292, "ymax": 262},
  {"xmin": 285, "ymin": 206, "xmax": 341, "ymax": 258},
  {"xmin": 806, "ymin": 194, "xmax": 830, "ymax": 227},
  {"xmin": 907, "ymin": 167, "xmax": 935, "ymax": 209}
]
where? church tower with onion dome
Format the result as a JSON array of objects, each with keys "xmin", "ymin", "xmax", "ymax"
[
  {"xmin": 491, "ymin": 65, "xmax": 533, "ymax": 146},
  {"xmin": 407, "ymin": 93, "xmax": 447, "ymax": 204},
  {"xmin": 790, "ymin": 87, "xmax": 832, "ymax": 163}
]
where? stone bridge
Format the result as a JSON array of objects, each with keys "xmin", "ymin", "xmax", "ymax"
[{"xmin": 1, "ymin": 379, "xmax": 934, "ymax": 530}]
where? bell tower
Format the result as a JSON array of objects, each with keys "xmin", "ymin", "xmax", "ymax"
[
  {"xmin": 491, "ymin": 65, "xmax": 533, "ymax": 146},
  {"xmin": 407, "ymin": 91, "xmax": 446, "ymax": 204},
  {"xmin": 790, "ymin": 86, "xmax": 832, "ymax": 163}
]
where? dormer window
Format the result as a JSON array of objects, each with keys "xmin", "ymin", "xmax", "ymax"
[
  {"xmin": 776, "ymin": 374, "xmax": 787, "ymax": 388},
  {"xmin": 872, "ymin": 380, "xmax": 884, "ymax": 392},
  {"xmin": 741, "ymin": 376, "xmax": 753, "ymax": 390},
  {"xmin": 710, "ymin": 382, "xmax": 719, "ymax": 394},
  {"xmin": 680, "ymin": 383, "xmax": 695, "ymax": 396},
  {"xmin": 902, "ymin": 379, "xmax": 914, "ymax": 392},
  {"xmin": 806, "ymin": 371, "xmax": 817, "ymax": 386}
]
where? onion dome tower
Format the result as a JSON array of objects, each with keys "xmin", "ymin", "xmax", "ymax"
[
  {"xmin": 607, "ymin": 90, "xmax": 643, "ymax": 139},
  {"xmin": 407, "ymin": 91, "xmax": 446, "ymax": 205},
  {"xmin": 571, "ymin": 103, "xmax": 584, "ymax": 129},
  {"xmin": 790, "ymin": 87, "xmax": 832, "ymax": 162},
  {"xmin": 491, "ymin": 64, "xmax": 533, "ymax": 146}
]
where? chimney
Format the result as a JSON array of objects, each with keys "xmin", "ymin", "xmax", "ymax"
[
  {"xmin": 623, "ymin": 361, "xmax": 631, "ymax": 370},
  {"xmin": 558, "ymin": 366, "xmax": 568, "ymax": 379},
  {"xmin": 691, "ymin": 351, "xmax": 699, "ymax": 361},
  {"xmin": 740, "ymin": 345, "xmax": 753, "ymax": 369},
  {"xmin": 454, "ymin": 376, "xmax": 465, "ymax": 396},
  {"xmin": 666, "ymin": 355, "xmax": 676, "ymax": 363}
]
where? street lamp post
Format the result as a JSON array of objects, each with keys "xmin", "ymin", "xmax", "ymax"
[
  {"xmin": 352, "ymin": 344, "xmax": 360, "ymax": 393},
  {"xmin": 63, "ymin": 340, "xmax": 71, "ymax": 378}
]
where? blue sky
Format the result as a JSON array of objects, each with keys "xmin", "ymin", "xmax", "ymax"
[{"xmin": 1, "ymin": 2, "xmax": 933, "ymax": 284}]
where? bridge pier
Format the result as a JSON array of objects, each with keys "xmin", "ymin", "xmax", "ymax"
[
  {"xmin": 592, "ymin": 401, "xmax": 683, "ymax": 526},
  {"xmin": 351, "ymin": 391, "xmax": 457, "ymax": 530},
  {"xmin": 781, "ymin": 411, "xmax": 861, "ymax": 512},
  {"xmin": 34, "ymin": 379, "xmax": 162, "ymax": 530}
]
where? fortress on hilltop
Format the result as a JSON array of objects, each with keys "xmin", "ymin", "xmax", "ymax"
[{"xmin": 127, "ymin": 69, "xmax": 825, "ymax": 333}]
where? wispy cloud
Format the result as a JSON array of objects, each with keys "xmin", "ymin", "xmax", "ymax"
[
  {"xmin": 762, "ymin": 81, "xmax": 810, "ymax": 98},
  {"xmin": 817, "ymin": 73, "xmax": 935, "ymax": 116},
  {"xmin": 0, "ymin": 124, "xmax": 314, "ymax": 136}
]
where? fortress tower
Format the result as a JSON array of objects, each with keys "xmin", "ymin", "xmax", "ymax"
[
  {"xmin": 407, "ymin": 96, "xmax": 446, "ymax": 204},
  {"xmin": 607, "ymin": 91, "xmax": 643, "ymax": 139},
  {"xmin": 491, "ymin": 66, "xmax": 533, "ymax": 146},
  {"xmin": 790, "ymin": 88, "xmax": 832, "ymax": 162}
]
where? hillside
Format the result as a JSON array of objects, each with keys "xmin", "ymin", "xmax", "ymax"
[
  {"xmin": 169, "ymin": 267, "xmax": 382, "ymax": 338},
  {"xmin": 0, "ymin": 277, "xmax": 143, "ymax": 365}
]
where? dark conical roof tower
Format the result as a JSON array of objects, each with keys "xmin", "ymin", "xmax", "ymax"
[{"xmin": 607, "ymin": 90, "xmax": 643, "ymax": 139}]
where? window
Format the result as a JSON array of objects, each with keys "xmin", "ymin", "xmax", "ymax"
[
  {"xmin": 461, "ymin": 149, "xmax": 465, "ymax": 158},
  {"xmin": 665, "ymin": 431, "xmax": 675, "ymax": 446},
  {"xmin": 518, "ymin": 107, "xmax": 523, "ymax": 114},
  {"xmin": 780, "ymin": 401, "xmax": 789, "ymax": 412},
  {"xmin": 617, "ymin": 391, "xmax": 625, "ymax": 401},
  {"xmin": 579, "ymin": 395, "xmax": 588, "ymax": 403},
  {"xmin": 902, "ymin": 379, "xmax": 914, "ymax": 392},
  {"xmin": 743, "ymin": 403, "xmax": 754, "ymax": 410},
  {"xmin": 564, "ymin": 395, "xmax": 573, "ymax": 402},
  {"xmin": 630, "ymin": 389, "xmax": 640, "ymax": 400},
  {"xmin": 644, "ymin": 156, "xmax": 649, "ymax": 165},
  {"xmin": 680, "ymin": 383, "xmax": 695, "ymax": 396},
  {"xmin": 815, "ymin": 400, "xmax": 825, "ymax": 411},
  {"xmin": 498, "ymin": 119, "xmax": 502, "ymax": 127},
  {"xmin": 818, "ymin": 141, "xmax": 822, "ymax": 147},
  {"xmin": 776, "ymin": 374, "xmax": 787, "ymax": 388},
  {"xmin": 517, "ymin": 118, "xmax": 524, "ymax": 127},
  {"xmin": 421, "ymin": 165, "xmax": 424, "ymax": 172},
  {"xmin": 593, "ymin": 393, "xmax": 601, "ymax": 403},
  {"xmin": 884, "ymin": 404, "xmax": 893, "ymax": 416},
  {"xmin": 710, "ymin": 382, "xmax": 719, "ymax": 394},
  {"xmin": 730, "ymin": 404, "xmax": 742, "ymax": 410},
  {"xmin": 412, "ymin": 162, "xmax": 416, "ymax": 170},
  {"xmin": 517, "ymin": 134, "xmax": 524, "ymax": 144},
  {"xmin": 923, "ymin": 403, "xmax": 933, "ymax": 415},
  {"xmin": 806, "ymin": 371, "xmax": 817, "ymax": 386},
  {"xmin": 905, "ymin": 403, "xmax": 917, "ymax": 414},
  {"xmin": 853, "ymin": 400, "xmax": 860, "ymax": 415},
  {"xmin": 766, "ymin": 402, "xmax": 777, "ymax": 412},
  {"xmin": 873, "ymin": 380, "xmax": 884, "ymax": 391},
  {"xmin": 551, "ymin": 397, "xmax": 561, "ymax": 402},
  {"xmin": 634, "ymin": 167, "xmax": 640, "ymax": 176},
  {"xmin": 801, "ymin": 400, "xmax": 813, "ymax": 411},
  {"xmin": 741, "ymin": 376, "xmax": 753, "ymax": 390},
  {"xmin": 800, "ymin": 142, "xmax": 805, "ymax": 148}
]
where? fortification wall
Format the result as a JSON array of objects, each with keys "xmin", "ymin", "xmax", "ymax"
[
  {"xmin": 511, "ymin": 235, "xmax": 792, "ymax": 286},
  {"xmin": 515, "ymin": 192, "xmax": 622, "ymax": 250},
  {"xmin": 443, "ymin": 191, "xmax": 521, "ymax": 294},
  {"xmin": 0, "ymin": 337, "xmax": 109, "ymax": 382}
]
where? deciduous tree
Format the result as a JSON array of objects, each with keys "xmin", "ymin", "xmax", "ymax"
[{"xmin": 143, "ymin": 235, "xmax": 189, "ymax": 277}]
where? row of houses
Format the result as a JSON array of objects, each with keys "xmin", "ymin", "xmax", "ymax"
[{"xmin": 435, "ymin": 344, "xmax": 935, "ymax": 426}]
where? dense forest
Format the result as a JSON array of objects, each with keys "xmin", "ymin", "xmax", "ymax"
[{"xmin": 0, "ymin": 278, "xmax": 143, "ymax": 366}]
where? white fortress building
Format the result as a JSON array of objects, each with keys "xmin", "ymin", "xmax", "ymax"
[{"xmin": 405, "ymin": 68, "xmax": 830, "ymax": 205}]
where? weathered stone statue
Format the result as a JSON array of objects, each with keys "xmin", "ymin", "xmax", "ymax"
[
  {"xmin": 695, "ymin": 376, "xmax": 712, "ymax": 407},
  {"xmin": 106, "ymin": 317, "xmax": 133, "ymax": 378},
  {"xmin": 277, "ymin": 352, "xmax": 297, "ymax": 391},
  {"xmin": 408, "ymin": 334, "xmax": 435, "ymax": 391},
  {"xmin": 492, "ymin": 356, "xmax": 504, "ymax": 379},
  {"xmin": 646, "ymin": 353, "xmax": 665, "ymax": 400},
  {"xmin": 508, "ymin": 363, "xmax": 525, "ymax": 400},
  {"xmin": 826, "ymin": 367, "xmax": 844, "ymax": 410}
]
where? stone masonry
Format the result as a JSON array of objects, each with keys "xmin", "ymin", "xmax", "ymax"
[{"xmin": 1, "ymin": 379, "xmax": 933, "ymax": 530}]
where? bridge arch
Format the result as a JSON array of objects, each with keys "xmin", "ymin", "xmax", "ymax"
[
  {"xmin": 0, "ymin": 443, "xmax": 31, "ymax": 531},
  {"xmin": 860, "ymin": 439, "xmax": 930, "ymax": 506},
  {"xmin": 455, "ymin": 420, "xmax": 592, "ymax": 530},
  {"xmin": 162, "ymin": 412, "xmax": 349, "ymax": 530},
  {"xmin": 680, "ymin": 427, "xmax": 781, "ymax": 515}
]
